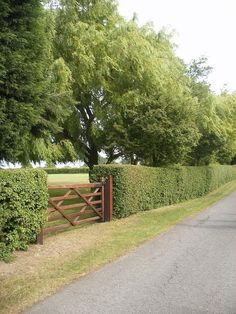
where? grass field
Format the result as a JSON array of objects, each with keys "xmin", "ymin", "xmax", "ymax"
[
  {"xmin": 47, "ymin": 173, "xmax": 89, "ymax": 185},
  {"xmin": 1, "ymin": 180, "xmax": 236, "ymax": 314}
]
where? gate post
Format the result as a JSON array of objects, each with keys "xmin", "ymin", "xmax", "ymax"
[
  {"xmin": 104, "ymin": 175, "xmax": 113, "ymax": 221},
  {"xmin": 36, "ymin": 228, "xmax": 44, "ymax": 245}
]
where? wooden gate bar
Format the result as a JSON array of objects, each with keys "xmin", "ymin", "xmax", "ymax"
[
  {"xmin": 53, "ymin": 200, "xmax": 102, "ymax": 211},
  {"xmin": 43, "ymin": 223, "xmax": 71, "ymax": 235},
  {"xmin": 48, "ymin": 183, "xmax": 103, "ymax": 189},
  {"xmin": 48, "ymin": 209, "xmax": 102, "ymax": 222}
]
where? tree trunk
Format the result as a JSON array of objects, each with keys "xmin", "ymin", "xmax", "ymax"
[
  {"xmin": 130, "ymin": 154, "xmax": 139, "ymax": 165},
  {"xmin": 84, "ymin": 144, "xmax": 99, "ymax": 170}
]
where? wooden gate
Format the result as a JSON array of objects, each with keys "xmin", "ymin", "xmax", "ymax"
[{"xmin": 37, "ymin": 176, "xmax": 112, "ymax": 244}]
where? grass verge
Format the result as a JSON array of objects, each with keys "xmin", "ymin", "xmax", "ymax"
[
  {"xmin": 47, "ymin": 173, "xmax": 89, "ymax": 185},
  {"xmin": 1, "ymin": 180, "xmax": 236, "ymax": 314}
]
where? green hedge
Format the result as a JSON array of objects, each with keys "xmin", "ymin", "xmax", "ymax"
[
  {"xmin": 0, "ymin": 169, "xmax": 48, "ymax": 261},
  {"xmin": 43, "ymin": 167, "xmax": 89, "ymax": 174},
  {"xmin": 90, "ymin": 164, "xmax": 236, "ymax": 218}
]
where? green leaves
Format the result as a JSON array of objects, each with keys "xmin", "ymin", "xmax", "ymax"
[
  {"xmin": 91, "ymin": 164, "xmax": 236, "ymax": 218},
  {"xmin": 0, "ymin": 1, "xmax": 75, "ymax": 164},
  {"xmin": 0, "ymin": 169, "xmax": 48, "ymax": 261},
  {"xmin": 187, "ymin": 58, "xmax": 236, "ymax": 165},
  {"xmin": 1, "ymin": 0, "xmax": 235, "ymax": 167},
  {"xmin": 54, "ymin": 0, "xmax": 204, "ymax": 168}
]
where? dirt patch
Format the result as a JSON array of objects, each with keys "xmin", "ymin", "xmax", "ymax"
[{"xmin": 0, "ymin": 223, "xmax": 112, "ymax": 278}]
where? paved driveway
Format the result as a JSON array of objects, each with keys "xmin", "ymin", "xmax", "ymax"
[{"xmin": 25, "ymin": 192, "xmax": 236, "ymax": 314}]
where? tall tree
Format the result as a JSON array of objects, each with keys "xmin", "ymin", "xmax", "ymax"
[
  {"xmin": 54, "ymin": 0, "xmax": 122, "ymax": 168},
  {"xmin": 214, "ymin": 93, "xmax": 236, "ymax": 164},
  {"xmin": 101, "ymin": 26, "xmax": 200, "ymax": 166},
  {"xmin": 54, "ymin": 1, "xmax": 200, "ymax": 168},
  {"xmin": 187, "ymin": 57, "xmax": 218, "ymax": 165},
  {"xmin": 187, "ymin": 57, "xmax": 236, "ymax": 165},
  {"xmin": 0, "ymin": 0, "xmax": 73, "ymax": 164}
]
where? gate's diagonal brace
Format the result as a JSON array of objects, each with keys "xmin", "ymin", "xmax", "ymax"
[
  {"xmin": 74, "ymin": 187, "xmax": 101, "ymax": 222},
  {"xmin": 74, "ymin": 188, "xmax": 103, "ymax": 219},
  {"xmin": 57, "ymin": 189, "xmax": 73, "ymax": 208},
  {"xmin": 49, "ymin": 199, "xmax": 76, "ymax": 226},
  {"xmin": 78, "ymin": 187, "xmax": 100, "ymax": 214}
]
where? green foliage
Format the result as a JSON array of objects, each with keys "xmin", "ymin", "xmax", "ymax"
[
  {"xmin": 0, "ymin": 169, "xmax": 48, "ymax": 261},
  {"xmin": 214, "ymin": 93, "xmax": 236, "ymax": 164},
  {"xmin": 43, "ymin": 167, "xmax": 89, "ymax": 174},
  {"xmin": 0, "ymin": 1, "xmax": 75, "ymax": 165},
  {"xmin": 190, "ymin": 93, "xmax": 236, "ymax": 166},
  {"xmin": 91, "ymin": 164, "xmax": 236, "ymax": 218},
  {"xmin": 186, "ymin": 58, "xmax": 236, "ymax": 166},
  {"xmin": 54, "ymin": 0, "xmax": 121, "ymax": 167},
  {"xmin": 1, "ymin": 1, "xmax": 235, "ymax": 168},
  {"xmin": 187, "ymin": 56, "xmax": 212, "ymax": 84},
  {"xmin": 187, "ymin": 57, "xmax": 218, "ymax": 165},
  {"xmin": 102, "ymin": 26, "xmax": 200, "ymax": 166},
  {"xmin": 54, "ymin": 1, "xmax": 200, "ymax": 168},
  {"xmin": 0, "ymin": 1, "xmax": 50, "ymax": 162},
  {"xmin": 231, "ymin": 156, "xmax": 236, "ymax": 165}
]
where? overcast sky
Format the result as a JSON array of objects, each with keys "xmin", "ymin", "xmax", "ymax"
[{"xmin": 117, "ymin": 0, "xmax": 236, "ymax": 94}]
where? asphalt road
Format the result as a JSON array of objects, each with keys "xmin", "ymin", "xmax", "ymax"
[{"xmin": 25, "ymin": 191, "xmax": 236, "ymax": 314}]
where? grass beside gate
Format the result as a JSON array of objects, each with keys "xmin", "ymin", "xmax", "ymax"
[{"xmin": 1, "ymin": 180, "xmax": 236, "ymax": 314}]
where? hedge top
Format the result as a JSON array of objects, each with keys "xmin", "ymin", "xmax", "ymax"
[{"xmin": 91, "ymin": 164, "xmax": 236, "ymax": 218}]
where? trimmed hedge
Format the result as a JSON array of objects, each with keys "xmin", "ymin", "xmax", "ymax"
[
  {"xmin": 0, "ymin": 169, "xmax": 48, "ymax": 261},
  {"xmin": 43, "ymin": 167, "xmax": 89, "ymax": 174},
  {"xmin": 90, "ymin": 164, "xmax": 236, "ymax": 218}
]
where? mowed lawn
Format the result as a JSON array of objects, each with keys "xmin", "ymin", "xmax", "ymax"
[{"xmin": 47, "ymin": 173, "xmax": 89, "ymax": 185}]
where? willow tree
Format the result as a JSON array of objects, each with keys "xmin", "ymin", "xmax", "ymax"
[
  {"xmin": 54, "ymin": 0, "xmax": 122, "ymax": 168},
  {"xmin": 54, "ymin": 0, "xmax": 200, "ymax": 168},
  {"xmin": 102, "ymin": 25, "xmax": 200, "ymax": 166},
  {"xmin": 186, "ymin": 57, "xmax": 236, "ymax": 165},
  {"xmin": 214, "ymin": 93, "xmax": 236, "ymax": 164}
]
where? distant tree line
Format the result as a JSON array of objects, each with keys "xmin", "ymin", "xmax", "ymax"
[{"xmin": 0, "ymin": 0, "xmax": 235, "ymax": 169}]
